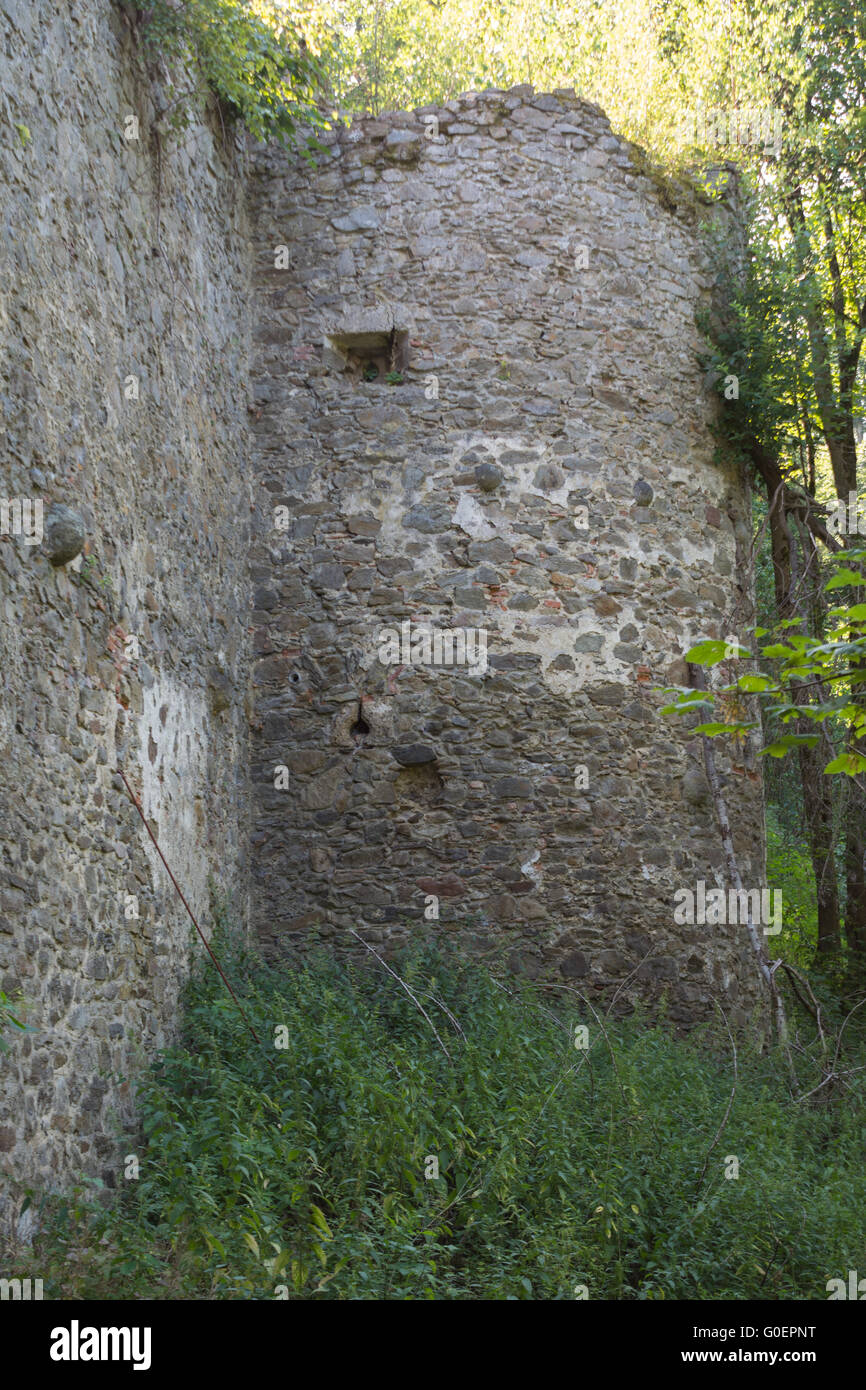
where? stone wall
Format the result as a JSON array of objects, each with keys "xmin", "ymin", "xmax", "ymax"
[
  {"xmin": 0, "ymin": 3, "xmax": 770, "ymax": 1233},
  {"xmin": 0, "ymin": 0, "xmax": 252, "ymax": 1231},
  {"xmin": 247, "ymin": 87, "xmax": 766, "ymax": 1029}
]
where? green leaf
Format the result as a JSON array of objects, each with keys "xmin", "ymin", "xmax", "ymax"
[
  {"xmin": 824, "ymin": 752, "xmax": 866, "ymax": 775},
  {"xmin": 310, "ymin": 1203, "xmax": 333, "ymax": 1239},
  {"xmin": 737, "ymin": 673, "xmax": 773, "ymax": 692},
  {"xmin": 684, "ymin": 640, "xmax": 729, "ymax": 665},
  {"xmin": 825, "ymin": 568, "xmax": 865, "ymax": 590},
  {"xmin": 662, "ymin": 688, "xmax": 714, "ymax": 704},
  {"xmin": 659, "ymin": 698, "xmax": 714, "ymax": 715},
  {"xmin": 760, "ymin": 734, "xmax": 820, "ymax": 757}
]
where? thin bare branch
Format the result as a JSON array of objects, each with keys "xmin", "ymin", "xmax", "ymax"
[
  {"xmin": 694, "ymin": 996, "xmax": 738, "ymax": 1202},
  {"xmin": 349, "ymin": 928, "xmax": 452, "ymax": 1060}
]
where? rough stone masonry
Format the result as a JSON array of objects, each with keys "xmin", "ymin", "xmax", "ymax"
[
  {"xmin": 247, "ymin": 88, "xmax": 765, "ymax": 1027},
  {"xmin": 0, "ymin": 0, "xmax": 765, "ymax": 1232},
  {"xmin": 0, "ymin": 0, "xmax": 252, "ymax": 1233}
]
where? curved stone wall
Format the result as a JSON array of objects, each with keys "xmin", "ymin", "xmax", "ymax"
[{"xmin": 247, "ymin": 86, "xmax": 765, "ymax": 1028}]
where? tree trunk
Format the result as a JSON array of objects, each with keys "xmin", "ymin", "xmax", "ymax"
[
  {"xmin": 752, "ymin": 452, "xmax": 843, "ymax": 955},
  {"xmin": 798, "ymin": 737, "xmax": 842, "ymax": 955},
  {"xmin": 844, "ymin": 781, "xmax": 866, "ymax": 962}
]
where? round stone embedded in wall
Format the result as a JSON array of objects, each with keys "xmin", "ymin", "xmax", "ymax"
[
  {"xmin": 683, "ymin": 765, "xmax": 710, "ymax": 806},
  {"xmin": 474, "ymin": 462, "xmax": 503, "ymax": 492},
  {"xmin": 42, "ymin": 505, "xmax": 86, "ymax": 565},
  {"xmin": 534, "ymin": 462, "xmax": 564, "ymax": 492},
  {"xmin": 633, "ymin": 478, "xmax": 654, "ymax": 506}
]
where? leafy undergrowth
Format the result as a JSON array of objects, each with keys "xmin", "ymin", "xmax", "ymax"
[{"xmin": 9, "ymin": 927, "xmax": 866, "ymax": 1300}]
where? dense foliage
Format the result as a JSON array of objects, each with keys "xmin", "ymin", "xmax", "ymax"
[
  {"xmin": 120, "ymin": 0, "xmax": 332, "ymax": 147},
  {"xmin": 120, "ymin": 0, "xmax": 785, "ymax": 158},
  {"xmin": 661, "ymin": 544, "xmax": 866, "ymax": 774},
  {"xmin": 668, "ymin": 0, "xmax": 866, "ymax": 963},
  {"xmin": 10, "ymin": 925, "xmax": 866, "ymax": 1300}
]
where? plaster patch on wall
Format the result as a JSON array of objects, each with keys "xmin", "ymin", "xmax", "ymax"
[
  {"xmin": 139, "ymin": 679, "xmax": 211, "ymax": 925},
  {"xmin": 453, "ymin": 492, "xmax": 498, "ymax": 540}
]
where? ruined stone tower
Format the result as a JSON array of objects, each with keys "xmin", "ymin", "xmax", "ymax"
[
  {"xmin": 0, "ymin": 0, "xmax": 770, "ymax": 1234},
  {"xmin": 247, "ymin": 88, "xmax": 765, "ymax": 1029}
]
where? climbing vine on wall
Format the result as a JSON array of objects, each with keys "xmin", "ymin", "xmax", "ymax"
[{"xmin": 119, "ymin": 0, "xmax": 332, "ymax": 148}]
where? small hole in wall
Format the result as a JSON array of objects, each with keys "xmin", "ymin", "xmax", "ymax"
[
  {"xmin": 289, "ymin": 671, "xmax": 302, "ymax": 686},
  {"xmin": 350, "ymin": 700, "xmax": 370, "ymax": 739}
]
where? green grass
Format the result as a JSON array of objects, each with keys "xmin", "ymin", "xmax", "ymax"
[{"xmin": 8, "ymin": 923, "xmax": 866, "ymax": 1300}]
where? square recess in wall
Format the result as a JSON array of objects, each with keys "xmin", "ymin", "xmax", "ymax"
[{"xmin": 323, "ymin": 327, "xmax": 409, "ymax": 384}]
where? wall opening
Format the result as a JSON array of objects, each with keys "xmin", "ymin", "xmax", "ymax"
[{"xmin": 324, "ymin": 327, "xmax": 409, "ymax": 384}]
